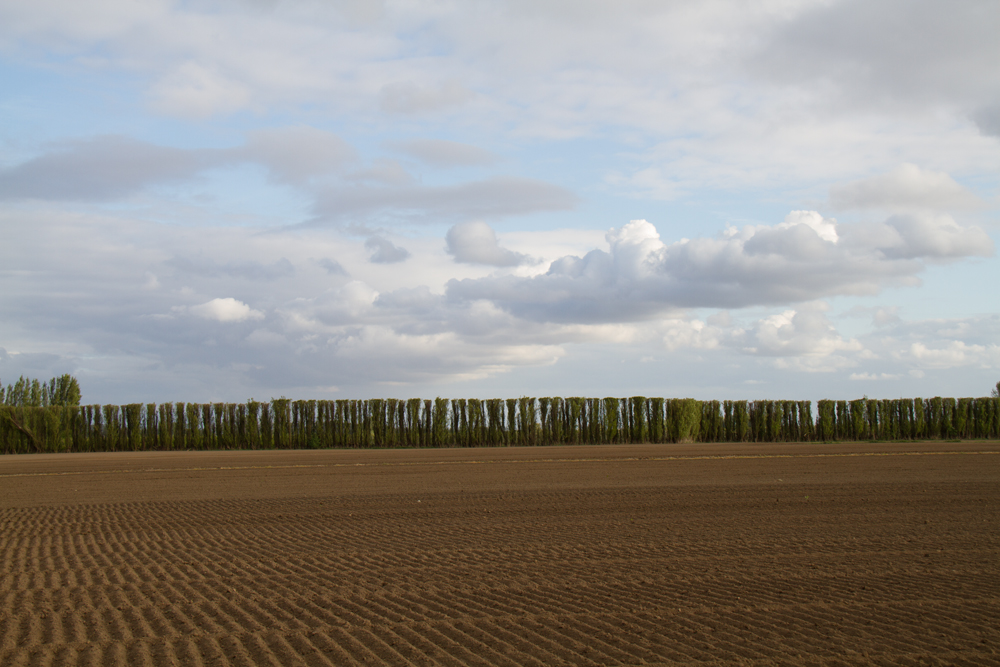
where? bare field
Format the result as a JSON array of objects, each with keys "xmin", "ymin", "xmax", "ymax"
[{"xmin": 2, "ymin": 442, "xmax": 999, "ymax": 666}]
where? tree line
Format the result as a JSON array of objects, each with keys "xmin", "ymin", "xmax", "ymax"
[
  {"xmin": 2, "ymin": 394, "xmax": 999, "ymax": 454},
  {"xmin": 1, "ymin": 375, "xmax": 81, "ymax": 408}
]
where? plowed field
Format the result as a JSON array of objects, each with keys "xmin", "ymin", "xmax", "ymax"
[{"xmin": 2, "ymin": 442, "xmax": 998, "ymax": 666}]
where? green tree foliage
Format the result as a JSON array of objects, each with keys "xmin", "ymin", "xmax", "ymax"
[
  {"xmin": 4, "ymin": 393, "xmax": 1000, "ymax": 454},
  {"xmin": 1, "ymin": 374, "xmax": 81, "ymax": 407}
]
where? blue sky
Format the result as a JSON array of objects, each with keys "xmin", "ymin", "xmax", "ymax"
[{"xmin": 1, "ymin": 0, "xmax": 998, "ymax": 404}]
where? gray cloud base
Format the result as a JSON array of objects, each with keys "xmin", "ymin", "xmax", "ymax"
[
  {"xmin": 0, "ymin": 131, "xmax": 573, "ymax": 229},
  {"xmin": 391, "ymin": 139, "xmax": 497, "ymax": 167},
  {"xmin": 829, "ymin": 164, "xmax": 983, "ymax": 211},
  {"xmin": 314, "ymin": 177, "xmax": 577, "ymax": 225},
  {"xmin": 365, "ymin": 236, "xmax": 411, "ymax": 264},
  {"xmin": 0, "ymin": 136, "xmax": 212, "ymax": 201},
  {"xmin": 750, "ymin": 0, "xmax": 1000, "ymax": 113}
]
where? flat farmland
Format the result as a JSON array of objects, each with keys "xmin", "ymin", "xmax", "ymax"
[{"xmin": 1, "ymin": 442, "xmax": 998, "ymax": 666}]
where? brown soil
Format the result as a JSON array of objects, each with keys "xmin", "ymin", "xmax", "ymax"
[{"xmin": 2, "ymin": 441, "xmax": 999, "ymax": 666}]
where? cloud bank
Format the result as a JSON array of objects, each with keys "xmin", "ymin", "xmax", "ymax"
[
  {"xmin": 447, "ymin": 213, "xmax": 993, "ymax": 323},
  {"xmin": 1, "ymin": 206, "xmax": 996, "ymax": 402},
  {"xmin": 0, "ymin": 130, "xmax": 572, "ymax": 228}
]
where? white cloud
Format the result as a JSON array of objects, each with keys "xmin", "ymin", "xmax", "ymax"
[
  {"xmin": 830, "ymin": 164, "xmax": 983, "ymax": 211},
  {"xmin": 849, "ymin": 372, "xmax": 900, "ymax": 381},
  {"xmin": 329, "ymin": 325, "xmax": 564, "ymax": 383},
  {"xmin": 649, "ymin": 302, "xmax": 867, "ymax": 373},
  {"xmin": 706, "ymin": 311, "xmax": 733, "ymax": 328},
  {"xmin": 0, "ymin": 0, "xmax": 164, "ymax": 44},
  {"xmin": 1, "ymin": 0, "xmax": 996, "ymax": 200},
  {"xmin": 446, "ymin": 221, "xmax": 532, "ymax": 267},
  {"xmin": 734, "ymin": 302, "xmax": 862, "ymax": 358},
  {"xmin": 447, "ymin": 212, "xmax": 991, "ymax": 323},
  {"xmin": 190, "ymin": 298, "xmax": 265, "ymax": 323},
  {"xmin": 661, "ymin": 319, "xmax": 721, "ymax": 352},
  {"xmin": 840, "ymin": 315, "xmax": 1000, "ymax": 387},
  {"xmin": 148, "ymin": 61, "xmax": 252, "ymax": 118},
  {"xmin": 3, "ymin": 205, "xmax": 997, "ymax": 401},
  {"xmin": 880, "ymin": 213, "xmax": 993, "ymax": 260},
  {"xmin": 378, "ymin": 80, "xmax": 475, "ymax": 114},
  {"xmin": 901, "ymin": 341, "xmax": 1000, "ymax": 370},
  {"xmin": 774, "ymin": 210, "xmax": 839, "ymax": 244}
]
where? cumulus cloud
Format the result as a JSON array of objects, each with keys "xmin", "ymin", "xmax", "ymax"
[
  {"xmin": 830, "ymin": 164, "xmax": 983, "ymax": 211},
  {"xmin": 446, "ymin": 221, "xmax": 532, "ymax": 267},
  {"xmin": 732, "ymin": 302, "xmax": 862, "ymax": 361},
  {"xmin": 842, "ymin": 314, "xmax": 1000, "ymax": 388},
  {"xmin": 446, "ymin": 212, "xmax": 993, "ymax": 324},
  {"xmin": 659, "ymin": 303, "xmax": 863, "ymax": 370},
  {"xmin": 365, "ymin": 236, "xmax": 410, "ymax": 264},
  {"xmin": 391, "ymin": 139, "xmax": 497, "ymax": 167},
  {"xmin": 899, "ymin": 341, "xmax": 1000, "ymax": 369},
  {"xmin": 661, "ymin": 319, "xmax": 721, "ymax": 352},
  {"xmin": 3, "ymin": 205, "xmax": 996, "ymax": 402},
  {"xmin": 283, "ymin": 280, "xmax": 380, "ymax": 328},
  {"xmin": 190, "ymin": 298, "xmax": 265, "ymax": 323},
  {"xmin": 773, "ymin": 210, "xmax": 839, "ymax": 243}
]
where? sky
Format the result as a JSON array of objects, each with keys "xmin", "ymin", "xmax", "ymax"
[{"xmin": 1, "ymin": 0, "xmax": 998, "ymax": 405}]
